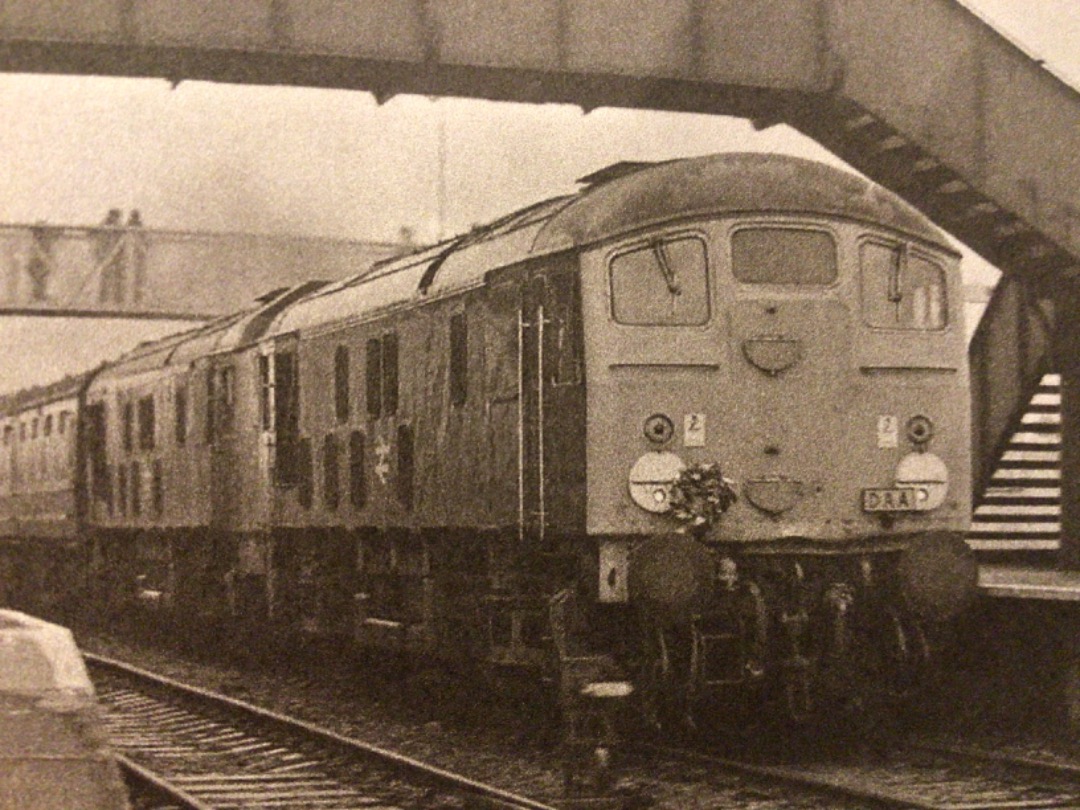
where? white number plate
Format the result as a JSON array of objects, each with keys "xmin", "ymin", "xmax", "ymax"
[{"xmin": 862, "ymin": 487, "xmax": 920, "ymax": 512}]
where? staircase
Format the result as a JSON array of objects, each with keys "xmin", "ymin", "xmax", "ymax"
[{"xmin": 968, "ymin": 374, "xmax": 1062, "ymax": 553}]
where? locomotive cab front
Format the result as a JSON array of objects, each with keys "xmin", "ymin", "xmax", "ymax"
[{"xmin": 550, "ymin": 154, "xmax": 975, "ymax": 723}]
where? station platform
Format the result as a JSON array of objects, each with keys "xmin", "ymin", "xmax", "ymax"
[
  {"xmin": 979, "ymin": 565, "xmax": 1080, "ymax": 602},
  {"xmin": 973, "ymin": 565, "xmax": 1080, "ymax": 729}
]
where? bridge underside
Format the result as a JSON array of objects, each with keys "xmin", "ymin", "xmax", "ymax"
[{"xmin": 3, "ymin": 0, "xmax": 1080, "ymax": 560}]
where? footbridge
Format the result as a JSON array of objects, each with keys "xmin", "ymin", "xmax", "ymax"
[{"xmin": 2, "ymin": 1, "xmax": 1078, "ymax": 559}]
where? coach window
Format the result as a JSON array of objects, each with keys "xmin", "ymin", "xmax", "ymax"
[
  {"xmin": 860, "ymin": 240, "xmax": 947, "ymax": 330},
  {"xmin": 152, "ymin": 459, "xmax": 164, "ymax": 516},
  {"xmin": 207, "ymin": 366, "xmax": 235, "ymax": 442},
  {"xmin": 396, "ymin": 423, "xmax": 414, "ymax": 511},
  {"xmin": 217, "ymin": 367, "xmax": 235, "ymax": 436},
  {"xmin": 610, "ymin": 235, "xmax": 709, "ymax": 325},
  {"xmin": 258, "ymin": 355, "xmax": 271, "ymax": 431},
  {"xmin": 274, "ymin": 351, "xmax": 300, "ymax": 485},
  {"xmin": 349, "ymin": 430, "xmax": 366, "ymax": 509},
  {"xmin": 103, "ymin": 464, "xmax": 114, "ymax": 515},
  {"xmin": 175, "ymin": 384, "xmax": 188, "ymax": 446},
  {"xmin": 366, "ymin": 333, "xmax": 399, "ymax": 418},
  {"xmin": 44, "ymin": 415, "xmax": 52, "ymax": 437},
  {"xmin": 206, "ymin": 369, "xmax": 215, "ymax": 443},
  {"xmin": 323, "ymin": 433, "xmax": 340, "ymax": 511},
  {"xmin": 31, "ymin": 418, "xmax": 38, "ymax": 439},
  {"xmin": 365, "ymin": 338, "xmax": 382, "ymax": 418},
  {"xmin": 335, "ymin": 346, "xmax": 350, "ymax": 423},
  {"xmin": 138, "ymin": 395, "xmax": 155, "ymax": 450},
  {"xmin": 449, "ymin": 313, "xmax": 467, "ymax": 406},
  {"xmin": 383, "ymin": 333, "xmax": 399, "ymax": 416},
  {"xmin": 117, "ymin": 466, "xmax": 128, "ymax": 516},
  {"xmin": 123, "ymin": 403, "xmax": 133, "ymax": 451},
  {"xmin": 731, "ymin": 227, "xmax": 837, "ymax": 285},
  {"xmin": 297, "ymin": 438, "xmax": 313, "ymax": 509},
  {"xmin": 86, "ymin": 403, "xmax": 108, "ymax": 505},
  {"xmin": 130, "ymin": 461, "xmax": 141, "ymax": 516},
  {"xmin": 59, "ymin": 412, "xmax": 67, "ymax": 435}
]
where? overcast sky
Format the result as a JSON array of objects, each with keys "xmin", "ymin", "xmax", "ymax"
[{"xmin": 0, "ymin": 1, "xmax": 1076, "ymax": 392}]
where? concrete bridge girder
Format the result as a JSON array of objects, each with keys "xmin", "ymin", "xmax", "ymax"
[{"xmin": 0, "ymin": 1, "xmax": 1077, "ymax": 270}]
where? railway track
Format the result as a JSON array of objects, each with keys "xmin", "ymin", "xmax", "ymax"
[
  {"xmin": 118, "ymin": 754, "xmax": 213, "ymax": 810},
  {"xmin": 631, "ymin": 740, "xmax": 1080, "ymax": 809},
  {"xmin": 86, "ymin": 653, "xmax": 557, "ymax": 810}
]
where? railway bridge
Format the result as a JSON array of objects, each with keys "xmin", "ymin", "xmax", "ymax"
[{"xmin": 1, "ymin": 0, "xmax": 1078, "ymax": 560}]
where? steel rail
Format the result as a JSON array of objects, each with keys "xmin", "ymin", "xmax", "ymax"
[
  {"xmin": 117, "ymin": 753, "xmax": 215, "ymax": 810},
  {"xmin": 915, "ymin": 740, "xmax": 1080, "ymax": 783},
  {"xmin": 631, "ymin": 741, "xmax": 1080, "ymax": 810},
  {"xmin": 87, "ymin": 652, "xmax": 558, "ymax": 810},
  {"xmin": 632, "ymin": 742, "xmax": 942, "ymax": 810}
]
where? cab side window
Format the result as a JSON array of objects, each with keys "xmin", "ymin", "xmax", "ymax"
[
  {"xmin": 860, "ymin": 241, "xmax": 947, "ymax": 330},
  {"xmin": 610, "ymin": 236, "xmax": 709, "ymax": 325}
]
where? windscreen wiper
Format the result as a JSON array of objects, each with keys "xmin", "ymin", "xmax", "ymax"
[{"xmin": 652, "ymin": 240, "xmax": 681, "ymax": 296}]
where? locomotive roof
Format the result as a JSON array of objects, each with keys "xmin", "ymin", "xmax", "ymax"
[
  {"xmin": 533, "ymin": 152, "xmax": 951, "ymax": 252},
  {"xmin": 91, "ymin": 282, "xmax": 326, "ymax": 385},
  {"xmin": 268, "ymin": 196, "xmax": 573, "ymax": 335},
  {"xmin": 270, "ymin": 153, "xmax": 952, "ymax": 337}
]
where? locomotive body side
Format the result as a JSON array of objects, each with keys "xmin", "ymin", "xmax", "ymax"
[{"xmin": 261, "ymin": 217, "xmax": 588, "ymax": 644}]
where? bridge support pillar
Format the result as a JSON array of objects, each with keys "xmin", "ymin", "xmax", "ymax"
[{"xmin": 1055, "ymin": 282, "xmax": 1080, "ymax": 569}]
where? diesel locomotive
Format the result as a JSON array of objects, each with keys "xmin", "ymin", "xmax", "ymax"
[{"xmin": 0, "ymin": 153, "xmax": 977, "ymax": 726}]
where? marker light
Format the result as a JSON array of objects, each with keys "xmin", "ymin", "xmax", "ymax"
[
  {"xmin": 643, "ymin": 413, "xmax": 675, "ymax": 445},
  {"xmin": 906, "ymin": 415, "xmax": 934, "ymax": 445}
]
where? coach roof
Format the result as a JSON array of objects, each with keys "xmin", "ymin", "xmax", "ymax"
[{"xmin": 532, "ymin": 152, "xmax": 952, "ymax": 253}]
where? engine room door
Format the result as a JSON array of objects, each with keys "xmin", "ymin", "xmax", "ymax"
[
  {"xmin": 518, "ymin": 261, "xmax": 586, "ymax": 549},
  {"xmin": 519, "ymin": 276, "xmax": 546, "ymax": 547}
]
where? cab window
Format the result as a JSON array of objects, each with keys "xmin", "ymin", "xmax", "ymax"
[
  {"xmin": 610, "ymin": 236, "xmax": 709, "ymax": 325},
  {"xmin": 861, "ymin": 241, "xmax": 947, "ymax": 330},
  {"xmin": 731, "ymin": 227, "xmax": 837, "ymax": 285}
]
